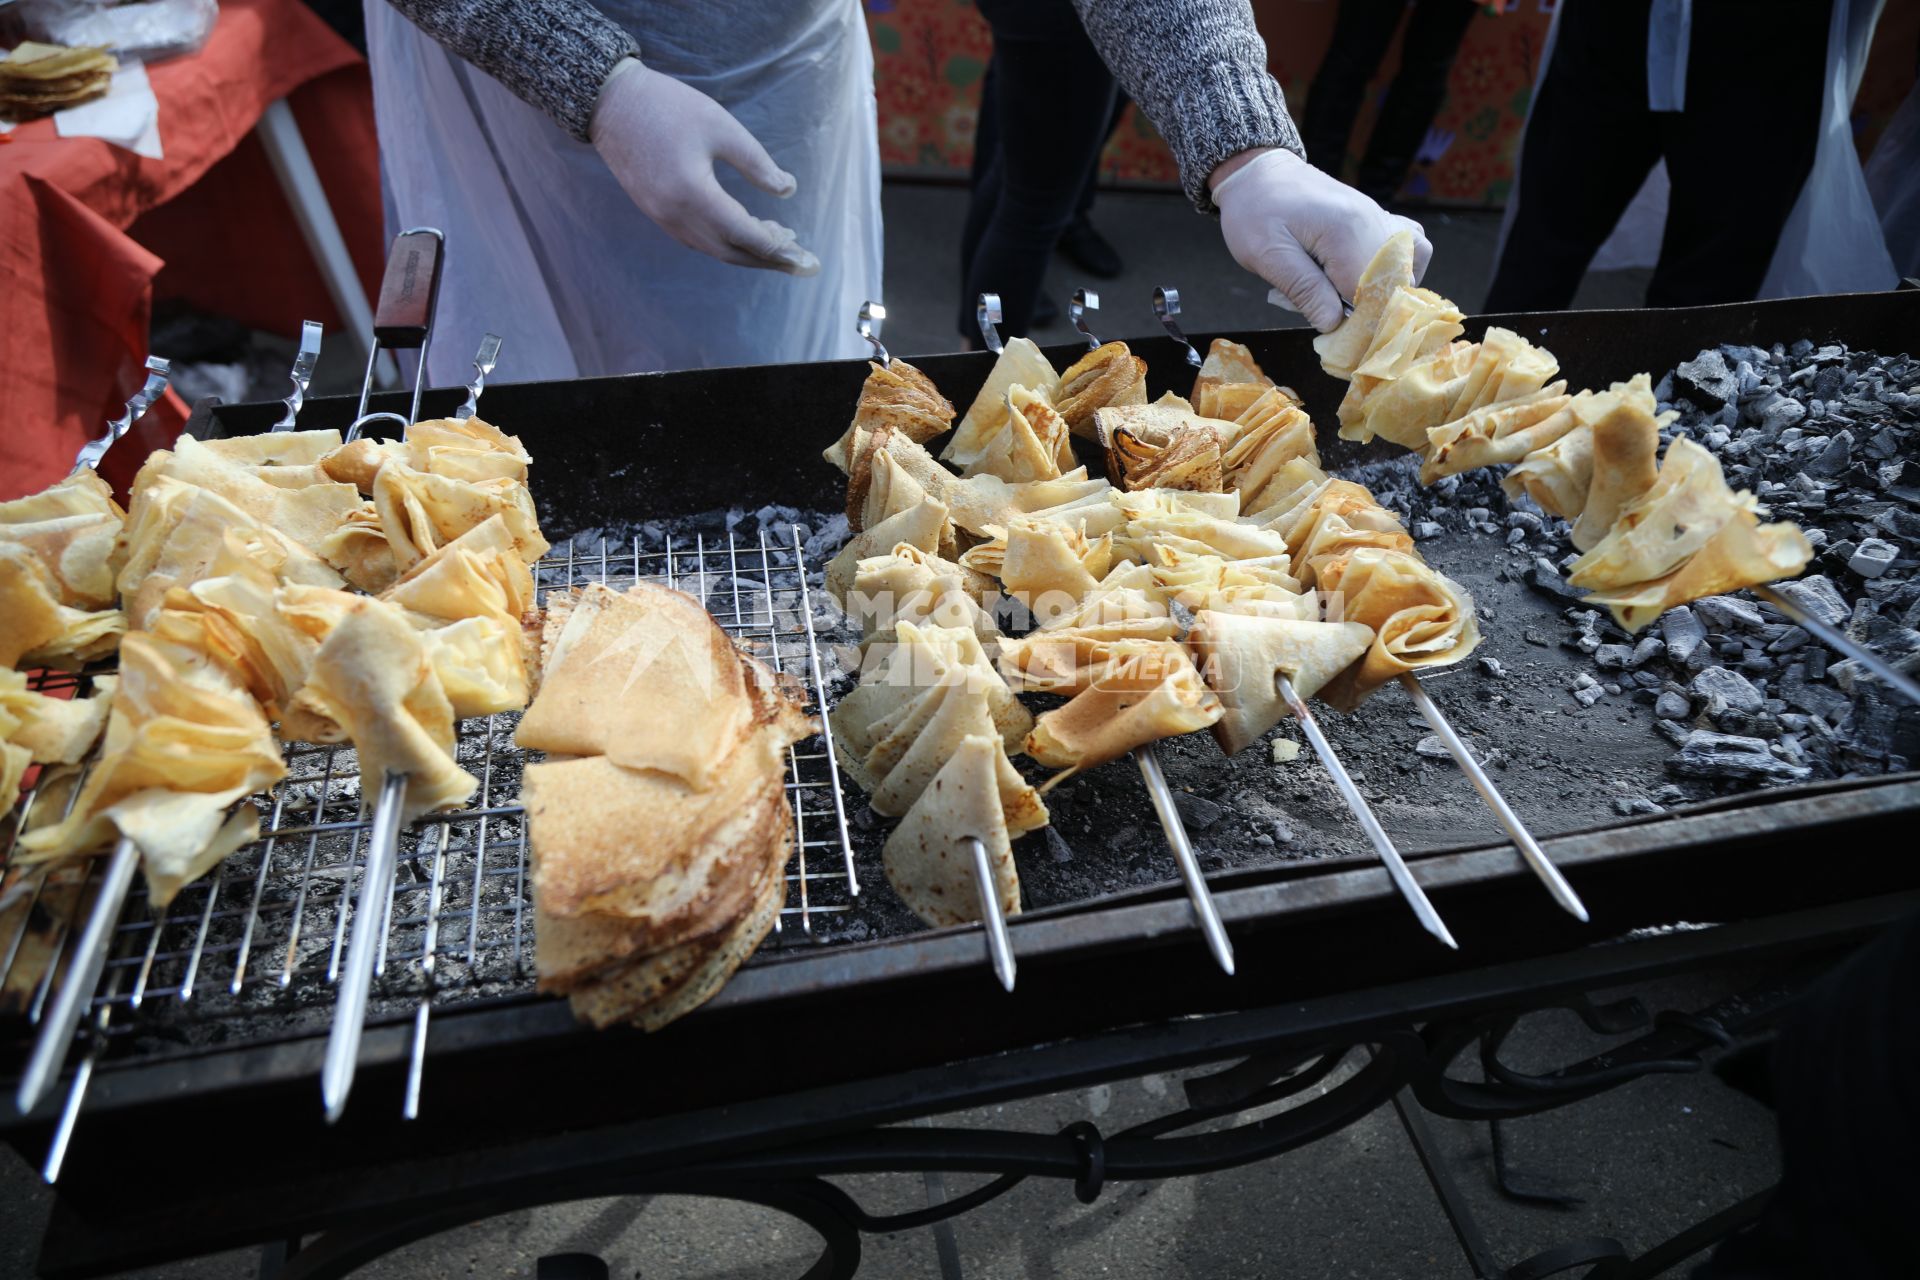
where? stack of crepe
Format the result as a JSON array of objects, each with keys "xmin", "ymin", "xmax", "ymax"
[
  {"xmin": 1309, "ymin": 231, "xmax": 1811, "ymax": 631},
  {"xmin": 0, "ymin": 43, "xmax": 115, "ymax": 120},
  {"xmin": 516, "ymin": 582, "xmax": 814, "ymax": 1030}
]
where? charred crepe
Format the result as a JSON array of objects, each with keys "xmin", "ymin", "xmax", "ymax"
[
  {"xmin": 824, "ymin": 359, "xmax": 956, "ymax": 475},
  {"xmin": 1054, "ymin": 342, "xmax": 1149, "ymax": 437}
]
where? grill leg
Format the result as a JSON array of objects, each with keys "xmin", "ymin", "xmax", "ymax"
[
  {"xmin": 1390, "ymin": 1087, "xmax": 1503, "ymax": 1279},
  {"xmin": 537, "ymin": 1254, "xmax": 610, "ymax": 1280}
]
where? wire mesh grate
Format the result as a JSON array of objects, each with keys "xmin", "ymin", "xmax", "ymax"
[{"xmin": 1, "ymin": 527, "xmax": 859, "ymax": 1071}]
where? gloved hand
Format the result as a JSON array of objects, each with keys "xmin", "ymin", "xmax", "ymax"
[
  {"xmin": 590, "ymin": 57, "xmax": 819, "ymax": 275},
  {"xmin": 1212, "ymin": 148, "xmax": 1432, "ymax": 333}
]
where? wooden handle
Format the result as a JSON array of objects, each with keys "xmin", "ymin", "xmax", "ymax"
[{"xmin": 372, "ymin": 231, "xmax": 444, "ymax": 348}]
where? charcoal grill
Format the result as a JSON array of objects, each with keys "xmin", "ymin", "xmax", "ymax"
[{"xmin": 5, "ymin": 288, "xmax": 1920, "ymax": 1280}]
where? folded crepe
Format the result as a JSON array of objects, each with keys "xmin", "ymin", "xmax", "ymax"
[
  {"xmin": 319, "ymin": 504, "xmax": 400, "ymax": 593},
  {"xmin": 1581, "ymin": 507, "xmax": 1813, "ymax": 633},
  {"xmin": 1192, "ymin": 339, "xmax": 1281, "ymax": 422},
  {"xmin": 996, "ymin": 633, "xmax": 1193, "ymax": 696},
  {"xmin": 1569, "ymin": 396, "xmax": 1662, "ymax": 552},
  {"xmin": 294, "ymin": 598, "xmax": 475, "ymax": 824},
  {"xmin": 882, "ymin": 734, "xmax": 1048, "ymax": 928},
  {"xmin": 0, "ymin": 469, "xmax": 126, "ymax": 609},
  {"xmin": 945, "ymin": 337, "xmax": 1059, "ymax": 470},
  {"xmin": 1246, "ymin": 457, "xmax": 1332, "ymax": 525},
  {"xmin": 1335, "ymin": 287, "xmax": 1466, "ymax": 435},
  {"xmin": 1568, "ymin": 438, "xmax": 1785, "ymax": 594},
  {"xmin": 0, "ymin": 670, "xmax": 113, "ymax": 779},
  {"xmin": 1023, "ymin": 660, "xmax": 1223, "ymax": 779},
  {"xmin": 1116, "ymin": 509, "xmax": 1292, "ymax": 566},
  {"xmin": 0, "ymin": 544, "xmax": 125, "ymax": 670},
  {"xmin": 515, "ymin": 582, "xmax": 753, "ymax": 789},
  {"xmin": 849, "ymin": 546, "xmax": 1002, "ymax": 647},
  {"xmin": 373, "ymin": 463, "xmax": 549, "ymax": 573},
  {"xmin": 421, "ymin": 615, "xmax": 531, "ymax": 718},
  {"xmin": 852, "ymin": 445, "xmax": 935, "ymax": 531},
  {"xmin": 1106, "ymin": 425, "xmax": 1225, "ymax": 493},
  {"xmin": 1145, "ymin": 547, "xmax": 1301, "ymax": 608},
  {"xmin": 998, "ymin": 517, "xmax": 1114, "ymax": 603},
  {"xmin": 1316, "ymin": 548, "xmax": 1480, "ymax": 710},
  {"xmin": 956, "ymin": 384, "xmax": 1076, "ymax": 483},
  {"xmin": 1054, "ymin": 342, "xmax": 1149, "ymax": 437},
  {"xmin": 131, "ymin": 435, "xmax": 367, "ymax": 559},
  {"xmin": 1033, "ymin": 563, "xmax": 1174, "ymax": 633},
  {"xmin": 1221, "ymin": 395, "xmax": 1321, "ymax": 513},
  {"xmin": 381, "ymin": 514, "xmax": 536, "ymax": 630},
  {"xmin": 15, "ymin": 633, "xmax": 285, "ymax": 906},
  {"xmin": 825, "ymin": 494, "xmax": 953, "ymax": 604},
  {"xmin": 1419, "ymin": 383, "xmax": 1573, "ymax": 482},
  {"xmin": 1313, "ymin": 229, "xmax": 1419, "ymax": 380},
  {"xmin": 1500, "ymin": 375, "xmax": 1664, "ymax": 521},
  {"xmin": 1186, "ymin": 610, "xmax": 1374, "ymax": 755},
  {"xmin": 401, "ymin": 417, "xmax": 532, "ymax": 484},
  {"xmin": 824, "ymin": 359, "xmax": 956, "ymax": 474}
]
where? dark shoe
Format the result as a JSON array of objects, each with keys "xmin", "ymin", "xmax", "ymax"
[
  {"xmin": 1033, "ymin": 292, "xmax": 1060, "ymax": 326},
  {"xmin": 1059, "ymin": 216, "xmax": 1123, "ymax": 279}
]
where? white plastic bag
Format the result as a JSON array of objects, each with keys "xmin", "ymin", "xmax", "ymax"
[
  {"xmin": 1864, "ymin": 80, "xmax": 1920, "ymax": 279},
  {"xmin": 21, "ymin": 0, "xmax": 217, "ymax": 63}
]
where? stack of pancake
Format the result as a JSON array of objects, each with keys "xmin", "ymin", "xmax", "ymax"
[
  {"xmin": 0, "ymin": 43, "xmax": 115, "ymax": 120},
  {"xmin": 516, "ymin": 582, "xmax": 814, "ymax": 1030}
]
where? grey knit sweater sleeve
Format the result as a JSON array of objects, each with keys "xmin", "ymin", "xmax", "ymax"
[
  {"xmin": 385, "ymin": 0, "xmax": 639, "ymax": 143},
  {"xmin": 1068, "ymin": 0, "xmax": 1304, "ymax": 212}
]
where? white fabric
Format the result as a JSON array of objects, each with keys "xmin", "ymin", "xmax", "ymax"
[
  {"xmin": 1864, "ymin": 79, "xmax": 1920, "ymax": 278},
  {"xmin": 1501, "ymin": 0, "xmax": 1896, "ymax": 297},
  {"xmin": 1211, "ymin": 148, "xmax": 1431, "ymax": 333},
  {"xmin": 1759, "ymin": 0, "xmax": 1895, "ymax": 298},
  {"xmin": 365, "ymin": 0, "xmax": 882, "ymax": 383}
]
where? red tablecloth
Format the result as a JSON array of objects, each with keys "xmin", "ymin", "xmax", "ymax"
[{"xmin": 1, "ymin": 0, "xmax": 382, "ymax": 501}]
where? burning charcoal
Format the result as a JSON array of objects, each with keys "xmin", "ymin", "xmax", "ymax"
[
  {"xmin": 1173, "ymin": 793, "xmax": 1222, "ymax": 830},
  {"xmin": 1662, "ymin": 607, "xmax": 1708, "ymax": 665},
  {"xmin": 1694, "ymin": 596, "xmax": 1765, "ymax": 631},
  {"xmin": 1772, "ymin": 576, "xmax": 1850, "ymax": 628},
  {"xmin": 1803, "ymin": 430, "xmax": 1854, "ymax": 478},
  {"xmin": 1691, "ymin": 667, "xmax": 1766, "ymax": 718},
  {"xmin": 1593, "ymin": 643, "xmax": 1633, "ymax": 670},
  {"xmin": 1655, "ymin": 690, "xmax": 1692, "ymax": 720},
  {"xmin": 1675, "ymin": 350, "xmax": 1737, "ymax": 407},
  {"xmin": 1848, "ymin": 537, "xmax": 1897, "ymax": 579},
  {"xmin": 1667, "ymin": 731, "xmax": 1811, "ymax": 783}
]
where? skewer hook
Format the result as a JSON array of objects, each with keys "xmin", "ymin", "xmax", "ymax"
[
  {"xmin": 70, "ymin": 358, "xmax": 170, "ymax": 475},
  {"xmin": 1399, "ymin": 673, "xmax": 1588, "ymax": 922},
  {"xmin": 962, "ymin": 835, "xmax": 1017, "ymax": 991},
  {"xmin": 273, "ymin": 321, "xmax": 323, "ymax": 432},
  {"xmin": 1133, "ymin": 745, "xmax": 1236, "ymax": 974},
  {"xmin": 1275, "ymin": 674, "xmax": 1458, "ymax": 949},
  {"xmin": 453, "ymin": 333, "xmax": 503, "ymax": 422},
  {"xmin": 1069, "ymin": 289, "xmax": 1101, "ymax": 350},
  {"xmin": 1152, "ymin": 287, "xmax": 1204, "ymax": 368},
  {"xmin": 976, "ymin": 293, "xmax": 1006, "ymax": 355},
  {"xmin": 857, "ymin": 301, "xmax": 891, "ymax": 368}
]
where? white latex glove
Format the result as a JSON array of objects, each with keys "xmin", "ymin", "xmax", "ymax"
[
  {"xmin": 1212, "ymin": 148, "xmax": 1432, "ymax": 333},
  {"xmin": 589, "ymin": 57, "xmax": 820, "ymax": 275}
]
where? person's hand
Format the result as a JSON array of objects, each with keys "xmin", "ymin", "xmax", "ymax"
[
  {"xmin": 1211, "ymin": 148, "xmax": 1432, "ymax": 332},
  {"xmin": 589, "ymin": 57, "xmax": 819, "ymax": 275}
]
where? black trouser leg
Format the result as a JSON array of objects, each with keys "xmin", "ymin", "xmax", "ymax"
[
  {"xmin": 1356, "ymin": 0, "xmax": 1479, "ymax": 199},
  {"xmin": 1301, "ymin": 0, "xmax": 1410, "ymax": 177},
  {"xmin": 958, "ymin": 56, "xmax": 1003, "ymax": 336},
  {"xmin": 958, "ymin": 0, "xmax": 1117, "ymax": 341},
  {"xmin": 1647, "ymin": 0, "xmax": 1832, "ymax": 306},
  {"xmin": 1483, "ymin": 0, "xmax": 1662, "ymax": 312},
  {"xmin": 1073, "ymin": 92, "xmax": 1130, "ymax": 224}
]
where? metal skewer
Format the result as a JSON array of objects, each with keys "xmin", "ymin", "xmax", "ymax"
[
  {"xmin": 1152, "ymin": 287, "xmax": 1204, "ymax": 368},
  {"xmin": 452, "ymin": 333, "xmax": 503, "ymax": 422},
  {"xmin": 1069, "ymin": 289, "xmax": 1101, "ymax": 351},
  {"xmin": 962, "ymin": 835, "xmax": 1017, "ymax": 992},
  {"xmin": 14, "ymin": 838, "xmax": 139, "ymax": 1115},
  {"xmin": 70, "ymin": 357, "xmax": 170, "ymax": 475},
  {"xmin": 1399, "ymin": 673, "xmax": 1588, "ymax": 922},
  {"xmin": 976, "ymin": 293, "xmax": 1005, "ymax": 355},
  {"xmin": 1276, "ymin": 673, "xmax": 1458, "ymax": 949},
  {"xmin": 323, "ymin": 229, "xmax": 448, "ymax": 1121},
  {"xmin": 1134, "ymin": 746, "xmax": 1236, "ymax": 974},
  {"xmin": 1051, "ymin": 292, "xmax": 1232, "ymax": 971},
  {"xmin": 1752, "ymin": 584, "xmax": 1920, "ymax": 708},
  {"xmin": 272, "ymin": 320, "xmax": 323, "ymax": 432},
  {"xmin": 857, "ymin": 300, "xmax": 890, "ymax": 369}
]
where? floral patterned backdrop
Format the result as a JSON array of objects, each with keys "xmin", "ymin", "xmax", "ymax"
[{"xmin": 865, "ymin": 0, "xmax": 1919, "ymax": 208}]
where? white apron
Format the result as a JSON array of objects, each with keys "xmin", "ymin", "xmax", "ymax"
[{"xmin": 364, "ymin": 0, "xmax": 884, "ymax": 384}]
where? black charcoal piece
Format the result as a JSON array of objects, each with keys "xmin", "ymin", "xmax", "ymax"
[
  {"xmin": 1594, "ymin": 643, "xmax": 1633, "ymax": 670},
  {"xmin": 1667, "ymin": 731, "xmax": 1811, "ymax": 783},
  {"xmin": 1849, "ymin": 537, "xmax": 1897, "ymax": 579},
  {"xmin": 1675, "ymin": 350, "xmax": 1737, "ymax": 407},
  {"xmin": 1173, "ymin": 793, "xmax": 1222, "ymax": 830},
  {"xmin": 1772, "ymin": 576, "xmax": 1850, "ymax": 627},
  {"xmin": 1477, "ymin": 656, "xmax": 1507, "ymax": 678},
  {"xmin": 1692, "ymin": 667, "xmax": 1766, "ymax": 716},
  {"xmin": 1662, "ymin": 607, "xmax": 1708, "ymax": 664},
  {"xmin": 1655, "ymin": 690, "xmax": 1692, "ymax": 719}
]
